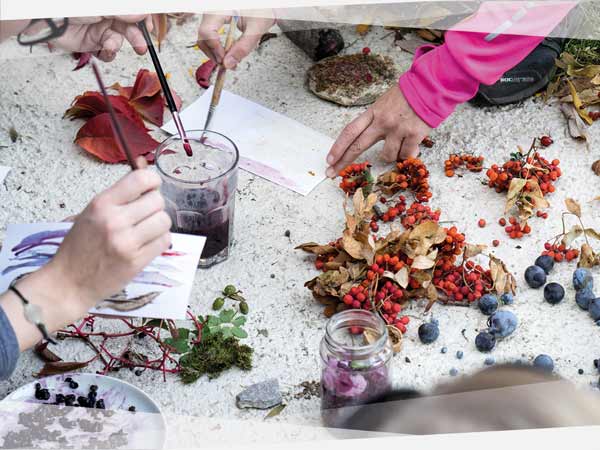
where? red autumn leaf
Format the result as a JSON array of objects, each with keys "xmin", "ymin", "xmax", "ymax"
[
  {"xmin": 75, "ymin": 113, "xmax": 160, "ymax": 163},
  {"xmin": 196, "ymin": 60, "xmax": 217, "ymax": 89},
  {"xmin": 72, "ymin": 52, "xmax": 92, "ymax": 71},
  {"xmin": 65, "ymin": 91, "xmax": 146, "ymax": 129},
  {"xmin": 110, "ymin": 69, "xmax": 167, "ymax": 126}
]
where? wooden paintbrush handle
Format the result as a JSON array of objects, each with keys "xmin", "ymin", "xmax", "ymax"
[{"xmin": 210, "ymin": 17, "xmax": 238, "ymax": 106}]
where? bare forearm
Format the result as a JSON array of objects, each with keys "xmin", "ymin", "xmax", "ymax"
[{"xmin": 0, "ymin": 20, "xmax": 30, "ymax": 43}]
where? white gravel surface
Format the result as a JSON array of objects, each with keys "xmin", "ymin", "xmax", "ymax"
[{"xmin": 1, "ymin": 19, "xmax": 599, "ymax": 428}]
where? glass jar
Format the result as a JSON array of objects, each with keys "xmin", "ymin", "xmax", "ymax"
[{"xmin": 320, "ymin": 310, "xmax": 393, "ymax": 426}]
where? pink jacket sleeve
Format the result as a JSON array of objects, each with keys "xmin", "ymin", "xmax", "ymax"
[{"xmin": 398, "ymin": 1, "xmax": 577, "ymax": 128}]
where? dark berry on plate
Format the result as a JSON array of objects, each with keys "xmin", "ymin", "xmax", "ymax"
[
  {"xmin": 533, "ymin": 354, "xmax": 554, "ymax": 372},
  {"xmin": 456, "ymin": 351, "xmax": 464, "ymax": 360},
  {"xmin": 89, "ymin": 385, "xmax": 98, "ymax": 393},
  {"xmin": 525, "ymin": 265, "xmax": 546, "ymax": 288},
  {"xmin": 77, "ymin": 396, "xmax": 89, "ymax": 407},
  {"xmin": 534, "ymin": 255, "xmax": 554, "ymax": 274},
  {"xmin": 478, "ymin": 294, "xmax": 499, "ymax": 316},
  {"xmin": 418, "ymin": 321, "xmax": 440, "ymax": 344},
  {"xmin": 55, "ymin": 394, "xmax": 65, "ymax": 404},
  {"xmin": 38, "ymin": 389, "xmax": 50, "ymax": 401},
  {"xmin": 95, "ymin": 399, "xmax": 105, "ymax": 409},
  {"xmin": 441, "ymin": 347, "xmax": 448, "ymax": 354},
  {"xmin": 573, "ymin": 268, "xmax": 593, "ymax": 291},
  {"xmin": 128, "ymin": 406, "xmax": 136, "ymax": 412},
  {"xmin": 544, "ymin": 282, "xmax": 565, "ymax": 304},
  {"xmin": 487, "ymin": 310, "xmax": 518, "ymax": 338},
  {"xmin": 35, "ymin": 383, "xmax": 41, "ymax": 391},
  {"xmin": 578, "ymin": 369, "xmax": 584, "ymax": 375},
  {"xmin": 500, "ymin": 293, "xmax": 514, "ymax": 305},
  {"xmin": 87, "ymin": 392, "xmax": 97, "ymax": 404},
  {"xmin": 65, "ymin": 377, "xmax": 72, "ymax": 383},
  {"xmin": 590, "ymin": 298, "xmax": 600, "ymax": 321},
  {"xmin": 576, "ymin": 287, "xmax": 595, "ymax": 310},
  {"xmin": 449, "ymin": 368, "xmax": 458, "ymax": 377},
  {"xmin": 69, "ymin": 381, "xmax": 79, "ymax": 389},
  {"xmin": 475, "ymin": 331, "xmax": 496, "ymax": 352}
]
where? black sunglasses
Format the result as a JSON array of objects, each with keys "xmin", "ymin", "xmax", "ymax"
[{"xmin": 17, "ymin": 18, "xmax": 70, "ymax": 46}]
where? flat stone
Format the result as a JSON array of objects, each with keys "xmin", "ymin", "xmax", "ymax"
[{"xmin": 236, "ymin": 379, "xmax": 282, "ymax": 410}]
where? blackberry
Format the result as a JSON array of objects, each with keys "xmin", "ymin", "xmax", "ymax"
[
  {"xmin": 55, "ymin": 394, "xmax": 65, "ymax": 404},
  {"xmin": 95, "ymin": 399, "xmax": 105, "ymax": 409},
  {"xmin": 543, "ymin": 282, "xmax": 565, "ymax": 305},
  {"xmin": 534, "ymin": 255, "xmax": 554, "ymax": 274},
  {"xmin": 89, "ymin": 385, "xmax": 98, "ymax": 393},
  {"xmin": 533, "ymin": 354, "xmax": 554, "ymax": 372},
  {"xmin": 77, "ymin": 396, "xmax": 89, "ymax": 407},
  {"xmin": 478, "ymin": 294, "xmax": 499, "ymax": 316},
  {"xmin": 65, "ymin": 377, "xmax": 72, "ymax": 383},
  {"xmin": 475, "ymin": 331, "xmax": 496, "ymax": 352},
  {"xmin": 525, "ymin": 265, "xmax": 546, "ymax": 289},
  {"xmin": 87, "ymin": 392, "xmax": 97, "ymax": 404},
  {"xmin": 69, "ymin": 381, "xmax": 79, "ymax": 390}
]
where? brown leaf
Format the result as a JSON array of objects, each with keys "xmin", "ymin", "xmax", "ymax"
[
  {"xmin": 489, "ymin": 256, "xmax": 516, "ymax": 295},
  {"xmin": 505, "ymin": 178, "xmax": 528, "ymax": 213},
  {"xmin": 565, "ymin": 198, "xmax": 582, "ymax": 217},
  {"xmin": 464, "ymin": 244, "xmax": 487, "ymax": 259},
  {"xmin": 36, "ymin": 361, "xmax": 89, "ymax": 377},
  {"xmin": 560, "ymin": 103, "xmax": 589, "ymax": 142},
  {"xmin": 592, "ymin": 160, "xmax": 600, "ymax": 176},
  {"xmin": 33, "ymin": 342, "xmax": 62, "ymax": 363},
  {"xmin": 578, "ymin": 243, "xmax": 598, "ymax": 268},
  {"xmin": 323, "ymin": 304, "xmax": 337, "ymax": 318},
  {"xmin": 403, "ymin": 221, "xmax": 446, "ymax": 259},
  {"xmin": 383, "ymin": 266, "xmax": 409, "ymax": 289},
  {"xmin": 295, "ymin": 242, "xmax": 337, "ymax": 255},
  {"xmin": 356, "ymin": 24, "xmax": 371, "ymax": 35},
  {"xmin": 411, "ymin": 254, "xmax": 436, "ymax": 270},
  {"xmin": 562, "ymin": 225, "xmax": 584, "ymax": 247},
  {"xmin": 152, "ymin": 14, "xmax": 169, "ymax": 51},
  {"xmin": 567, "ymin": 79, "xmax": 594, "ymax": 125}
]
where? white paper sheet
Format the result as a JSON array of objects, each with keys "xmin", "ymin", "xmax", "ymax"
[
  {"xmin": 0, "ymin": 166, "xmax": 10, "ymax": 183},
  {"xmin": 162, "ymin": 87, "xmax": 333, "ymax": 196},
  {"xmin": 0, "ymin": 223, "xmax": 205, "ymax": 320}
]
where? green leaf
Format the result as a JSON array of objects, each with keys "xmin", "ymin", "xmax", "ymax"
[
  {"xmin": 207, "ymin": 316, "xmax": 221, "ymax": 327},
  {"xmin": 221, "ymin": 328, "xmax": 233, "ymax": 339},
  {"xmin": 144, "ymin": 319, "xmax": 170, "ymax": 330},
  {"xmin": 232, "ymin": 316, "xmax": 246, "ymax": 327},
  {"xmin": 219, "ymin": 309, "xmax": 236, "ymax": 323},
  {"xmin": 231, "ymin": 327, "xmax": 248, "ymax": 339},
  {"xmin": 164, "ymin": 337, "xmax": 190, "ymax": 354}
]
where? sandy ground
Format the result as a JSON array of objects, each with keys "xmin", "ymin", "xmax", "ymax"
[{"xmin": 0, "ymin": 18, "xmax": 599, "ymax": 428}]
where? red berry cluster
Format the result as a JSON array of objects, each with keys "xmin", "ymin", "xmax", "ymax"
[
  {"xmin": 444, "ymin": 153, "xmax": 484, "ymax": 177},
  {"xmin": 401, "ymin": 202, "xmax": 441, "ymax": 229},
  {"xmin": 339, "ymin": 162, "xmax": 372, "ymax": 195},
  {"xmin": 436, "ymin": 226, "xmax": 466, "ymax": 265},
  {"xmin": 504, "ymin": 216, "xmax": 532, "ymax": 239},
  {"xmin": 486, "ymin": 153, "xmax": 561, "ymax": 195},
  {"xmin": 542, "ymin": 242, "xmax": 580, "ymax": 262},
  {"xmin": 433, "ymin": 260, "xmax": 494, "ymax": 303},
  {"xmin": 379, "ymin": 158, "xmax": 432, "ymax": 203}
]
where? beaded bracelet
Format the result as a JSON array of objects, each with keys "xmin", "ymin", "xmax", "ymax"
[{"xmin": 8, "ymin": 283, "xmax": 57, "ymax": 345}]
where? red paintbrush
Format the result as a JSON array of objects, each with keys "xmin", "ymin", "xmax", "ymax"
[{"xmin": 90, "ymin": 60, "xmax": 139, "ymax": 171}]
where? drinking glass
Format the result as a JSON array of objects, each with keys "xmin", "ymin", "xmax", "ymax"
[{"xmin": 155, "ymin": 130, "xmax": 239, "ymax": 268}]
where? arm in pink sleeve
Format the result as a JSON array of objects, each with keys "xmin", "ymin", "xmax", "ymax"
[{"xmin": 399, "ymin": 1, "xmax": 577, "ymax": 128}]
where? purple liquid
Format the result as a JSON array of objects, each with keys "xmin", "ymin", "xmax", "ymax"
[{"xmin": 178, "ymin": 218, "xmax": 230, "ymax": 259}]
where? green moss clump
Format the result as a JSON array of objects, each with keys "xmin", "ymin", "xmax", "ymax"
[{"xmin": 179, "ymin": 332, "xmax": 253, "ymax": 384}]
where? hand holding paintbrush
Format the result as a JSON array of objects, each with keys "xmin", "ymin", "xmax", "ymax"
[{"xmin": 203, "ymin": 16, "xmax": 238, "ymax": 132}]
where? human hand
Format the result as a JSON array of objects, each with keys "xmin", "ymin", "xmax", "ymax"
[
  {"xmin": 197, "ymin": 12, "xmax": 276, "ymax": 70},
  {"xmin": 325, "ymin": 86, "xmax": 432, "ymax": 178},
  {"xmin": 47, "ymin": 15, "xmax": 153, "ymax": 61},
  {"xmin": 47, "ymin": 157, "xmax": 171, "ymax": 312}
]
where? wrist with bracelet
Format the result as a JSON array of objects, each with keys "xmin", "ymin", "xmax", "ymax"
[{"xmin": 9, "ymin": 278, "xmax": 57, "ymax": 345}]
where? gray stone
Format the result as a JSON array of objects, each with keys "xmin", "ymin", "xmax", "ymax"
[{"xmin": 236, "ymin": 379, "xmax": 282, "ymax": 410}]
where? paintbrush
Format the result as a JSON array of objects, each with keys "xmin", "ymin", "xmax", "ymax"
[
  {"xmin": 202, "ymin": 16, "xmax": 238, "ymax": 133},
  {"xmin": 91, "ymin": 60, "xmax": 139, "ymax": 171},
  {"xmin": 138, "ymin": 20, "xmax": 193, "ymax": 157}
]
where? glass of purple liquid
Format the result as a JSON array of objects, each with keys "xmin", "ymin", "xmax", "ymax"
[{"xmin": 155, "ymin": 130, "xmax": 239, "ymax": 268}]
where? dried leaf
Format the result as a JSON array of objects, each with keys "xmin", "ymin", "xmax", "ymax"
[
  {"xmin": 195, "ymin": 60, "xmax": 217, "ymax": 89},
  {"xmin": 386, "ymin": 325, "xmax": 403, "ymax": 353},
  {"xmin": 264, "ymin": 404, "xmax": 286, "ymax": 420},
  {"xmin": 411, "ymin": 255, "xmax": 436, "ymax": 270},
  {"xmin": 152, "ymin": 14, "xmax": 169, "ymax": 51},
  {"xmin": 560, "ymin": 102, "xmax": 589, "ymax": 142},
  {"xmin": 36, "ymin": 361, "xmax": 89, "ymax": 377},
  {"xmin": 567, "ymin": 79, "xmax": 593, "ymax": 125},
  {"xmin": 75, "ymin": 113, "xmax": 161, "ymax": 164},
  {"xmin": 562, "ymin": 225, "xmax": 584, "ymax": 247},
  {"xmin": 578, "ymin": 243, "xmax": 598, "ymax": 268},
  {"xmin": 295, "ymin": 242, "xmax": 337, "ymax": 255},
  {"xmin": 97, "ymin": 292, "xmax": 160, "ymax": 311},
  {"xmin": 592, "ymin": 160, "xmax": 600, "ymax": 176},
  {"xmin": 356, "ymin": 24, "xmax": 371, "ymax": 35},
  {"xmin": 33, "ymin": 342, "xmax": 62, "ymax": 363},
  {"xmin": 584, "ymin": 228, "xmax": 600, "ymax": 241},
  {"xmin": 565, "ymin": 198, "xmax": 582, "ymax": 217},
  {"xmin": 464, "ymin": 244, "xmax": 487, "ymax": 259},
  {"xmin": 567, "ymin": 64, "xmax": 600, "ymax": 78},
  {"xmin": 403, "ymin": 221, "xmax": 447, "ymax": 258},
  {"xmin": 505, "ymin": 178, "xmax": 527, "ymax": 213},
  {"xmin": 489, "ymin": 256, "xmax": 516, "ymax": 295}
]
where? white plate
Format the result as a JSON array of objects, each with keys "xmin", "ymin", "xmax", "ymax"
[{"xmin": 1, "ymin": 373, "xmax": 167, "ymax": 449}]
